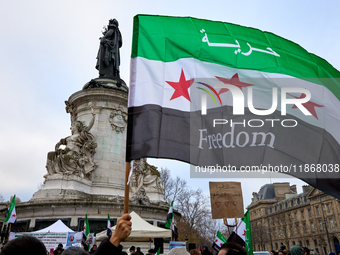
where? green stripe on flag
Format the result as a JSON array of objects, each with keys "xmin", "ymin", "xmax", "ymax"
[
  {"xmin": 165, "ymin": 201, "xmax": 173, "ymax": 228},
  {"xmin": 85, "ymin": 214, "xmax": 90, "ymax": 236},
  {"xmin": 217, "ymin": 231, "xmax": 227, "ymax": 243},
  {"xmin": 4, "ymin": 195, "xmax": 15, "ymax": 223},
  {"xmin": 243, "ymin": 211, "xmax": 253, "ymax": 255},
  {"xmin": 132, "ymin": 15, "xmax": 340, "ymax": 99}
]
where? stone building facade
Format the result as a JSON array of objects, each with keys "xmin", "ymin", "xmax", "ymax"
[{"xmin": 247, "ymin": 183, "xmax": 340, "ymax": 255}]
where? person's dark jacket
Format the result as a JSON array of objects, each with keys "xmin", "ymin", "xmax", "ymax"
[{"xmin": 94, "ymin": 238, "xmax": 121, "ymax": 255}]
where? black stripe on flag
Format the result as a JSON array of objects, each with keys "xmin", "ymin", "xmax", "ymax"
[
  {"xmin": 227, "ymin": 232, "xmax": 245, "ymax": 247},
  {"xmin": 127, "ymin": 104, "xmax": 340, "ymax": 199}
]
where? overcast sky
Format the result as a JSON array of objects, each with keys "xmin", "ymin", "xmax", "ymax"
[{"xmin": 1, "ymin": 0, "xmax": 339, "ymax": 209}]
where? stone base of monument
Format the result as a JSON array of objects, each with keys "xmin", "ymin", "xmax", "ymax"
[
  {"xmin": 13, "ymin": 197, "xmax": 169, "ymax": 232},
  {"xmin": 83, "ymin": 77, "xmax": 128, "ymax": 92}
]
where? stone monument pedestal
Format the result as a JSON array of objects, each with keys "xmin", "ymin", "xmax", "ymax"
[{"xmin": 25, "ymin": 79, "xmax": 167, "ymax": 235}]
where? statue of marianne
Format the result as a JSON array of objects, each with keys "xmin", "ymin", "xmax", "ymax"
[{"xmin": 95, "ymin": 19, "xmax": 122, "ymax": 80}]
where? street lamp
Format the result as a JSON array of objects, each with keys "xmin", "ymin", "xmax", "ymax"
[{"xmin": 319, "ymin": 191, "xmax": 332, "ymax": 253}]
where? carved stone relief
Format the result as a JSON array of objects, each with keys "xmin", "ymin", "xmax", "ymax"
[
  {"xmin": 130, "ymin": 158, "xmax": 164, "ymax": 200},
  {"xmin": 109, "ymin": 108, "xmax": 127, "ymax": 133},
  {"xmin": 130, "ymin": 187, "xmax": 150, "ymax": 206},
  {"xmin": 45, "ymin": 101, "xmax": 98, "ymax": 180}
]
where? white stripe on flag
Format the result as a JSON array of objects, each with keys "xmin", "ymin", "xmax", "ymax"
[
  {"xmin": 129, "ymin": 56, "xmax": 340, "ymax": 144},
  {"xmin": 235, "ymin": 220, "xmax": 246, "ymax": 242},
  {"xmin": 214, "ymin": 237, "xmax": 224, "ymax": 247},
  {"xmin": 127, "ymin": 161, "xmax": 134, "ymax": 185}
]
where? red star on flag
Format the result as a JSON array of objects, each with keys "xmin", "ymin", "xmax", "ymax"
[
  {"xmin": 220, "ymin": 243, "xmax": 223, "ymax": 246},
  {"xmin": 12, "ymin": 214, "xmax": 16, "ymax": 217},
  {"xmin": 215, "ymin": 239, "xmax": 218, "ymax": 242},
  {"xmin": 166, "ymin": 69, "xmax": 194, "ymax": 102},
  {"xmin": 242, "ymin": 230, "xmax": 246, "ymax": 236},
  {"xmin": 291, "ymin": 93, "xmax": 324, "ymax": 119},
  {"xmin": 215, "ymin": 73, "xmax": 253, "ymax": 95}
]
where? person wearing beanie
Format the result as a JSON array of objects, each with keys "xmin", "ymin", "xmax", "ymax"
[
  {"xmin": 290, "ymin": 246, "xmax": 303, "ymax": 255},
  {"xmin": 202, "ymin": 245, "xmax": 211, "ymax": 255}
]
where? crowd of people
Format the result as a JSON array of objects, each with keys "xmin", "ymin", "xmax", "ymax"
[
  {"xmin": 0, "ymin": 214, "xmax": 339, "ymax": 255},
  {"xmin": 268, "ymin": 245, "xmax": 340, "ymax": 255}
]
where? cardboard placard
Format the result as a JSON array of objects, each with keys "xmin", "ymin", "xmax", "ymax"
[{"xmin": 209, "ymin": 182, "xmax": 244, "ymax": 219}]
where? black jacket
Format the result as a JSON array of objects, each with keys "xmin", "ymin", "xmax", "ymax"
[{"xmin": 94, "ymin": 238, "xmax": 122, "ymax": 255}]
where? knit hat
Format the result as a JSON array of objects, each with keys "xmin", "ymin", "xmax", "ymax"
[{"xmin": 290, "ymin": 246, "xmax": 303, "ymax": 255}]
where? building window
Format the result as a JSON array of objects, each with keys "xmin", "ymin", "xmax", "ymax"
[
  {"xmin": 301, "ymin": 210, "xmax": 305, "ymax": 219},
  {"xmin": 327, "ymin": 204, "xmax": 332, "ymax": 213},
  {"xmin": 275, "ymin": 243, "xmax": 278, "ymax": 250},
  {"xmin": 314, "ymin": 240, "xmax": 319, "ymax": 253},
  {"xmin": 292, "ymin": 241, "xmax": 296, "ymax": 246},
  {"xmin": 291, "ymin": 225, "xmax": 294, "ymax": 235},
  {"xmin": 316, "ymin": 206, "xmax": 320, "ymax": 215},
  {"xmin": 304, "ymin": 224, "xmax": 307, "ymax": 233},
  {"xmin": 330, "ymin": 218, "xmax": 335, "ymax": 230},
  {"xmin": 291, "ymin": 200, "xmax": 294, "ymax": 207},
  {"xmin": 299, "ymin": 241, "xmax": 302, "ymax": 247},
  {"xmin": 296, "ymin": 224, "xmax": 300, "ymax": 234},
  {"xmin": 295, "ymin": 212, "xmax": 298, "ymax": 220},
  {"xmin": 308, "ymin": 209, "xmax": 312, "ymax": 218},
  {"xmin": 320, "ymin": 221, "xmax": 323, "ymax": 230},
  {"xmin": 311, "ymin": 223, "xmax": 315, "ymax": 232},
  {"xmin": 306, "ymin": 240, "xmax": 310, "ymax": 249}
]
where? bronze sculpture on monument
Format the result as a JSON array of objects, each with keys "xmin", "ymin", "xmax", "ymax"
[{"xmin": 83, "ymin": 19, "xmax": 126, "ymax": 91}]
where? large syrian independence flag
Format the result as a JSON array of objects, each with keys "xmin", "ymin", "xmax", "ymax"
[
  {"xmin": 227, "ymin": 211, "xmax": 253, "ymax": 255},
  {"xmin": 127, "ymin": 15, "xmax": 340, "ymax": 199}
]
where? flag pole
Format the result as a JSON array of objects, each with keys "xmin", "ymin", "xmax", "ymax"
[
  {"xmin": 7, "ymin": 223, "xmax": 12, "ymax": 243},
  {"xmin": 124, "ymin": 161, "xmax": 131, "ymax": 214}
]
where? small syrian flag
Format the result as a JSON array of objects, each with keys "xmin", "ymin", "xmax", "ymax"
[
  {"xmin": 4, "ymin": 195, "xmax": 16, "ymax": 223},
  {"xmin": 83, "ymin": 214, "xmax": 90, "ymax": 249},
  {"xmin": 227, "ymin": 211, "xmax": 253, "ymax": 255},
  {"xmin": 165, "ymin": 201, "xmax": 174, "ymax": 230},
  {"xmin": 212, "ymin": 231, "xmax": 227, "ymax": 252},
  {"xmin": 107, "ymin": 214, "xmax": 112, "ymax": 237},
  {"xmin": 156, "ymin": 247, "xmax": 161, "ymax": 255}
]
